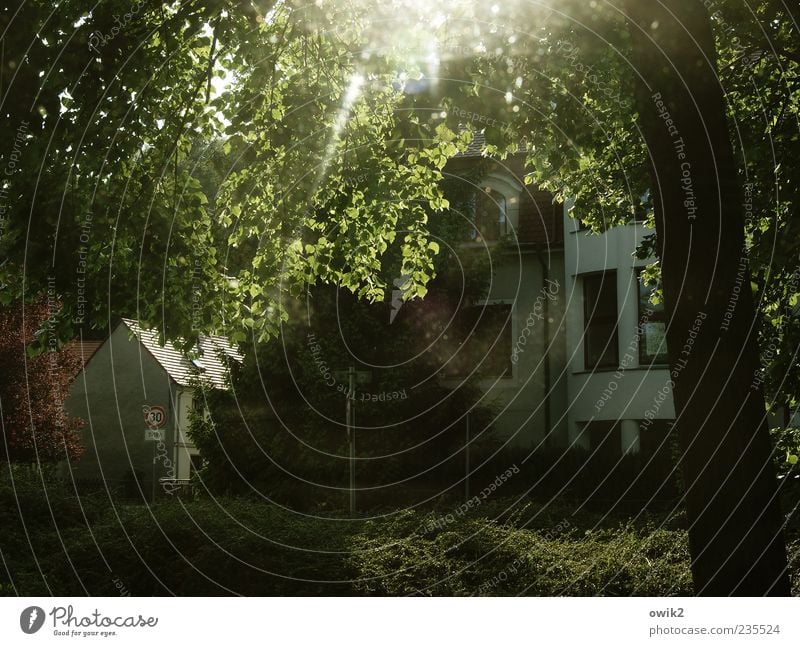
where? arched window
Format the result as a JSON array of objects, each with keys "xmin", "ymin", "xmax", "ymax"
[{"xmin": 468, "ymin": 186, "xmax": 507, "ymax": 242}]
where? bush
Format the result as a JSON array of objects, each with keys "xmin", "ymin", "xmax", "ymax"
[
  {"xmin": 188, "ymin": 281, "xmax": 500, "ymax": 512},
  {"xmin": 771, "ymin": 426, "xmax": 800, "ymax": 476},
  {"xmin": 0, "ymin": 464, "xmax": 109, "ymax": 595},
  {"xmin": 40, "ymin": 499, "xmax": 358, "ymax": 596},
  {"xmin": 5, "ymin": 464, "xmax": 800, "ymax": 596},
  {"xmin": 347, "ymin": 508, "xmax": 693, "ymax": 596},
  {"xmin": 464, "ymin": 444, "xmax": 683, "ymax": 511},
  {"xmin": 2, "ymin": 486, "xmax": 697, "ymax": 596}
]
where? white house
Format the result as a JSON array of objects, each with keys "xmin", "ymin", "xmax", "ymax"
[
  {"xmin": 446, "ymin": 142, "xmax": 675, "ymax": 462},
  {"xmin": 443, "ymin": 150, "xmax": 569, "ymax": 450},
  {"xmin": 67, "ymin": 318, "xmax": 241, "ymax": 497},
  {"xmin": 562, "ymin": 201, "xmax": 675, "ymax": 462}
]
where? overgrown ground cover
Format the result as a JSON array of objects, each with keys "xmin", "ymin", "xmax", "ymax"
[{"xmin": 2, "ymin": 467, "xmax": 798, "ymax": 596}]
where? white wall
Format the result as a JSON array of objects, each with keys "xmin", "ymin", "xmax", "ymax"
[
  {"xmin": 67, "ymin": 323, "xmax": 177, "ymax": 493},
  {"xmin": 173, "ymin": 387, "xmax": 200, "ymax": 481},
  {"xmin": 563, "ymin": 205, "xmax": 675, "ymax": 451},
  {"xmin": 477, "ymin": 250, "xmax": 568, "ymax": 449},
  {"xmin": 457, "ymin": 167, "xmax": 569, "ymax": 449}
]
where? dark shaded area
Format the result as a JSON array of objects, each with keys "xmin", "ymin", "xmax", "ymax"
[{"xmin": 2, "ymin": 463, "xmax": 797, "ymax": 596}]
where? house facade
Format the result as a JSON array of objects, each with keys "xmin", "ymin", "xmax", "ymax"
[
  {"xmin": 448, "ymin": 146, "xmax": 675, "ymax": 462},
  {"xmin": 562, "ymin": 201, "xmax": 675, "ymax": 462},
  {"xmin": 66, "ymin": 319, "xmax": 241, "ymax": 497},
  {"xmin": 443, "ymin": 152, "xmax": 569, "ymax": 451}
]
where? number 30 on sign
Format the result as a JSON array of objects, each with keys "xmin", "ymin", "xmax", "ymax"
[{"xmin": 142, "ymin": 405, "xmax": 166, "ymax": 429}]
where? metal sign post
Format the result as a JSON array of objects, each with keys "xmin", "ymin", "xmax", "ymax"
[
  {"xmin": 347, "ymin": 366, "xmax": 355, "ymax": 515},
  {"xmin": 333, "ymin": 367, "xmax": 371, "ymax": 516},
  {"xmin": 143, "ymin": 405, "xmax": 167, "ymax": 504},
  {"xmin": 465, "ymin": 412, "xmax": 470, "ymax": 502}
]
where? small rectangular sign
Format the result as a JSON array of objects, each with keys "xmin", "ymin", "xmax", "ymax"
[{"xmin": 144, "ymin": 428, "xmax": 166, "ymax": 442}]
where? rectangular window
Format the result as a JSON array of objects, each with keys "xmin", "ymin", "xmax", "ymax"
[
  {"xmin": 446, "ymin": 303, "xmax": 513, "ymax": 379},
  {"xmin": 583, "ymin": 272, "xmax": 619, "ymax": 369},
  {"xmin": 468, "ymin": 188, "xmax": 507, "ymax": 242},
  {"xmin": 637, "ymin": 270, "xmax": 668, "ymax": 365}
]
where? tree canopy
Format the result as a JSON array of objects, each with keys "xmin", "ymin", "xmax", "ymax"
[
  {"xmin": 1, "ymin": 0, "xmax": 466, "ymax": 348},
  {"xmin": 2, "ymin": 1, "xmax": 796, "ymax": 404}
]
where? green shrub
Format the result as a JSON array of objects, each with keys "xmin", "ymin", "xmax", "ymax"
[
  {"xmin": 0, "ymin": 464, "xmax": 109, "ymax": 595},
  {"xmin": 347, "ymin": 510, "xmax": 693, "ymax": 596},
  {"xmin": 3, "ymin": 472, "xmax": 797, "ymax": 596},
  {"xmin": 44, "ymin": 499, "xmax": 358, "ymax": 596}
]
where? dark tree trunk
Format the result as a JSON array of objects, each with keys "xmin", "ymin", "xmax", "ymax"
[{"xmin": 620, "ymin": 0, "xmax": 790, "ymax": 594}]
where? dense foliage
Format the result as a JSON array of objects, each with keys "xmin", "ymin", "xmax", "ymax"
[
  {"xmin": 1, "ymin": 0, "xmax": 467, "ymax": 348},
  {"xmin": 188, "ymin": 232, "xmax": 501, "ymax": 509},
  {"xmin": 436, "ymin": 0, "xmax": 800, "ymax": 410},
  {"xmin": 2, "ymin": 0, "xmax": 798, "ymax": 596},
  {"xmin": 0, "ymin": 301, "xmax": 83, "ymax": 462},
  {"xmin": 5, "ymin": 2, "xmax": 796, "ymax": 405},
  {"xmin": 3, "ymin": 467, "xmax": 799, "ymax": 596}
]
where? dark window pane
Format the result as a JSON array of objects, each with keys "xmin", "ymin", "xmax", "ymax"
[
  {"xmin": 637, "ymin": 271, "xmax": 669, "ymax": 364},
  {"xmin": 585, "ymin": 321, "xmax": 619, "ymax": 368},
  {"xmin": 583, "ymin": 272, "xmax": 618, "ymax": 369},
  {"xmin": 469, "ymin": 188, "xmax": 506, "ymax": 242},
  {"xmin": 585, "ymin": 274, "xmax": 617, "ymax": 318}
]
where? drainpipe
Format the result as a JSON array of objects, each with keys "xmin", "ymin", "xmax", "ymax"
[{"xmin": 537, "ymin": 246, "xmax": 552, "ymax": 445}]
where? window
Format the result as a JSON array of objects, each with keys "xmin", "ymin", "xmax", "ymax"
[
  {"xmin": 468, "ymin": 187, "xmax": 506, "ymax": 242},
  {"xmin": 637, "ymin": 270, "xmax": 668, "ymax": 364},
  {"xmin": 583, "ymin": 272, "xmax": 619, "ymax": 369},
  {"xmin": 445, "ymin": 303, "xmax": 513, "ymax": 379}
]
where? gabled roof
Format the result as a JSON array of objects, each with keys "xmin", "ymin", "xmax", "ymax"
[
  {"xmin": 64, "ymin": 339, "xmax": 104, "ymax": 377},
  {"xmin": 447, "ymin": 136, "xmax": 563, "ymax": 246},
  {"xmin": 456, "ymin": 130, "xmax": 488, "ymax": 157},
  {"xmin": 121, "ymin": 318, "xmax": 242, "ymax": 389}
]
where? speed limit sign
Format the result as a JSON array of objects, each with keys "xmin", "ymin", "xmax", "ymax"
[{"xmin": 143, "ymin": 405, "xmax": 166, "ymax": 429}]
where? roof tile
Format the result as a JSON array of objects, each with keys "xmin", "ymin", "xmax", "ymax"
[{"xmin": 121, "ymin": 319, "xmax": 242, "ymax": 389}]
